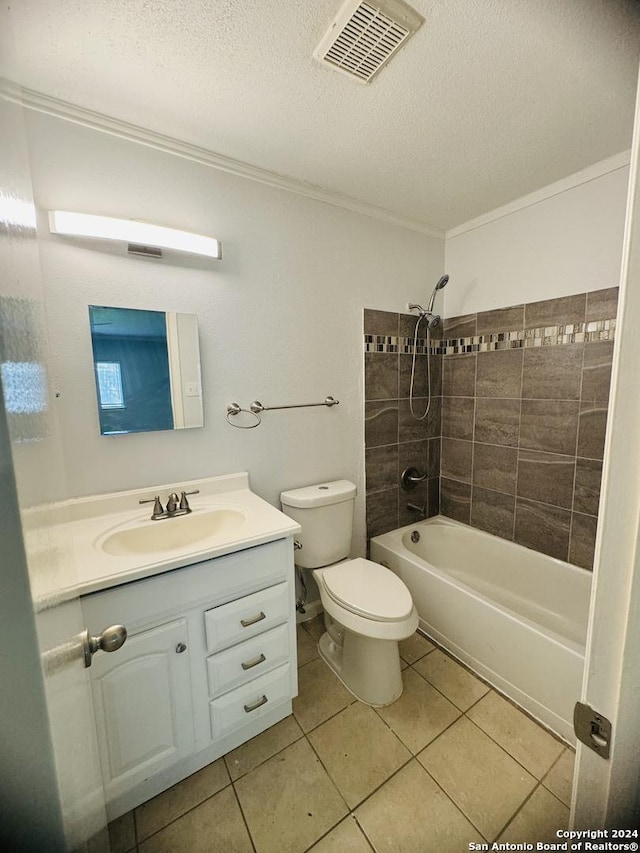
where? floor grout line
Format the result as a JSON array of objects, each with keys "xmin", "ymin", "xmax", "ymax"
[{"xmin": 230, "ymin": 777, "xmax": 258, "ymax": 853}]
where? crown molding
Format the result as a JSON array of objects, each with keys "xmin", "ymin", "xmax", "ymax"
[
  {"xmin": 446, "ymin": 150, "xmax": 632, "ymax": 240},
  {"xmin": 0, "ymin": 80, "xmax": 444, "ymax": 240}
]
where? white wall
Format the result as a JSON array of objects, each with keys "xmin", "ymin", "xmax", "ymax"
[
  {"xmin": 25, "ymin": 112, "xmax": 443, "ymax": 555},
  {"xmin": 444, "ymin": 165, "xmax": 630, "ymax": 317}
]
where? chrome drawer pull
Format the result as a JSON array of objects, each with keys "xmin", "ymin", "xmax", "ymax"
[
  {"xmin": 240, "ymin": 611, "xmax": 266, "ymax": 628},
  {"xmin": 241, "ymin": 653, "xmax": 266, "ymax": 671},
  {"xmin": 244, "ymin": 694, "xmax": 268, "ymax": 713}
]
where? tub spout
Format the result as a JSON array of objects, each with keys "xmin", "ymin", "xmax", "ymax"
[{"xmin": 406, "ymin": 502, "xmax": 426, "ymax": 518}]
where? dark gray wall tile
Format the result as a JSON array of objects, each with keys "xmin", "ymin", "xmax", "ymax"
[
  {"xmin": 522, "ymin": 343, "xmax": 584, "ymax": 400},
  {"xmin": 474, "ymin": 397, "xmax": 520, "ymax": 446},
  {"xmin": 399, "ymin": 354, "xmax": 436, "ymax": 399},
  {"xmin": 365, "ymin": 445, "xmax": 399, "ymax": 494},
  {"xmin": 476, "ymin": 349, "xmax": 523, "ymax": 398},
  {"xmin": 441, "ymin": 437, "xmax": 473, "ymax": 483},
  {"xmin": 363, "ymin": 291, "xmax": 611, "ymax": 569},
  {"xmin": 398, "ymin": 398, "xmax": 439, "ymax": 442},
  {"xmin": 569, "ymin": 512, "xmax": 598, "ymax": 570},
  {"xmin": 430, "ymin": 355, "xmax": 443, "ymax": 396},
  {"xmin": 398, "ymin": 440, "xmax": 428, "ymax": 483},
  {"xmin": 364, "ymin": 309, "xmax": 398, "ymax": 336},
  {"xmin": 577, "ymin": 403, "xmax": 608, "ymax": 460},
  {"xmin": 399, "ymin": 312, "xmax": 421, "ymax": 338},
  {"xmin": 520, "ymin": 400, "xmax": 579, "ymax": 456},
  {"xmin": 442, "ymin": 396, "xmax": 475, "ymax": 440},
  {"xmin": 427, "ymin": 395, "xmax": 442, "ymax": 439},
  {"xmin": 516, "ymin": 449, "xmax": 575, "ymax": 509},
  {"xmin": 428, "ymin": 437, "xmax": 441, "ymax": 478},
  {"xmin": 524, "ymin": 293, "xmax": 586, "ymax": 329},
  {"xmin": 472, "ymin": 443, "xmax": 518, "ymax": 494},
  {"xmin": 443, "ymin": 354, "xmax": 477, "ymax": 397},
  {"xmin": 476, "ymin": 305, "xmax": 524, "ymax": 336},
  {"xmin": 471, "ymin": 486, "xmax": 515, "ymax": 540},
  {"xmin": 366, "ymin": 489, "xmax": 399, "ymax": 538},
  {"xmin": 365, "ymin": 400, "xmax": 398, "ymax": 448},
  {"xmin": 586, "ymin": 287, "xmax": 618, "ymax": 321},
  {"xmin": 581, "ymin": 341, "xmax": 614, "ymax": 404},
  {"xmin": 514, "ymin": 498, "xmax": 571, "ymax": 561},
  {"xmin": 443, "ymin": 313, "xmax": 477, "ymax": 338},
  {"xmin": 427, "ymin": 477, "xmax": 440, "ymax": 517},
  {"xmin": 440, "ymin": 478, "xmax": 471, "ymax": 524},
  {"xmin": 365, "ymin": 353, "xmax": 399, "ymax": 400},
  {"xmin": 574, "ymin": 458, "xmax": 603, "ymax": 516}
]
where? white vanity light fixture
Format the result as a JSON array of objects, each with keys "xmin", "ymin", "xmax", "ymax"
[{"xmin": 48, "ymin": 211, "xmax": 222, "ymax": 260}]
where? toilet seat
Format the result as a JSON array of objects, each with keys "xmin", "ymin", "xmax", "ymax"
[{"xmin": 321, "ymin": 558, "xmax": 413, "ymax": 622}]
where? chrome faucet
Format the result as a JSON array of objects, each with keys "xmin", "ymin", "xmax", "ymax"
[{"xmin": 139, "ymin": 489, "xmax": 200, "ymax": 520}]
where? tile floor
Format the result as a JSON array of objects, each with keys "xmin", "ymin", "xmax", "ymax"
[{"xmin": 108, "ymin": 618, "xmax": 574, "ymax": 853}]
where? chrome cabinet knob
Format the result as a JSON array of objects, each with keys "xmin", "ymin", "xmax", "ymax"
[
  {"xmin": 82, "ymin": 625, "xmax": 127, "ymax": 668},
  {"xmin": 175, "ymin": 643, "xmax": 187, "ymax": 654}
]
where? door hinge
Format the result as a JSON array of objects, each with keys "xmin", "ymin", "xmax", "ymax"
[{"xmin": 573, "ymin": 702, "xmax": 612, "ymax": 759}]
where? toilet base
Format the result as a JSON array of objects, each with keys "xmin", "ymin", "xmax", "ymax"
[{"xmin": 317, "ymin": 625, "xmax": 404, "ymax": 707}]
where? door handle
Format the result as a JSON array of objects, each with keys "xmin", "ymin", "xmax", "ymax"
[{"xmin": 82, "ymin": 625, "xmax": 127, "ymax": 668}]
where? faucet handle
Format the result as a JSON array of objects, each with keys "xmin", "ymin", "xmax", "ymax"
[
  {"xmin": 179, "ymin": 489, "xmax": 199, "ymax": 512},
  {"xmin": 139, "ymin": 496, "xmax": 164, "ymax": 518}
]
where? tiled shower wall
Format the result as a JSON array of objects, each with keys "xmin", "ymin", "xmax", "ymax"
[
  {"xmin": 364, "ymin": 309, "xmax": 441, "ymax": 538},
  {"xmin": 364, "ymin": 287, "xmax": 617, "ymax": 570},
  {"xmin": 439, "ymin": 287, "xmax": 617, "ymax": 570}
]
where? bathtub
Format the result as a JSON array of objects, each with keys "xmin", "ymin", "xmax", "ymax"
[{"xmin": 370, "ymin": 516, "xmax": 591, "ymax": 743}]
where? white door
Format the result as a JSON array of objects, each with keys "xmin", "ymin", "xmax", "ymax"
[
  {"xmin": 0, "ymin": 86, "xmax": 109, "ymax": 849},
  {"xmin": 571, "ymin": 65, "xmax": 640, "ymax": 828}
]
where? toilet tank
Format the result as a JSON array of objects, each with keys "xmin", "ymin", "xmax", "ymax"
[{"xmin": 280, "ymin": 480, "xmax": 357, "ymax": 569}]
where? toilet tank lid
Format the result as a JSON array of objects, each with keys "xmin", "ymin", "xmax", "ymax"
[{"xmin": 280, "ymin": 480, "xmax": 356, "ymax": 508}]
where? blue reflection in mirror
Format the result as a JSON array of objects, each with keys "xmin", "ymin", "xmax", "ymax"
[{"xmin": 89, "ymin": 306, "xmax": 174, "ymax": 435}]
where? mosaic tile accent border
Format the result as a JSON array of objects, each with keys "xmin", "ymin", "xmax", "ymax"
[{"xmin": 364, "ymin": 319, "xmax": 616, "ymax": 355}]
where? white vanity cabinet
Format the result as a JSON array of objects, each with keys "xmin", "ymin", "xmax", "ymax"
[{"xmin": 81, "ymin": 536, "xmax": 297, "ymax": 820}]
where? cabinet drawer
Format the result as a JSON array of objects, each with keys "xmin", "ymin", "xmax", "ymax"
[
  {"xmin": 209, "ymin": 663, "xmax": 292, "ymax": 740},
  {"xmin": 204, "ymin": 582, "xmax": 289, "ymax": 653},
  {"xmin": 207, "ymin": 623, "xmax": 290, "ymax": 698}
]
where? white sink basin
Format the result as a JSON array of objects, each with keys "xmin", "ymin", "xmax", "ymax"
[
  {"xmin": 57, "ymin": 473, "xmax": 301, "ymax": 598},
  {"xmin": 100, "ymin": 509, "xmax": 246, "ymax": 557}
]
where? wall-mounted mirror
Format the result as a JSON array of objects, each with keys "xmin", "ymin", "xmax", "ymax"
[{"xmin": 88, "ymin": 305, "xmax": 203, "ymax": 435}]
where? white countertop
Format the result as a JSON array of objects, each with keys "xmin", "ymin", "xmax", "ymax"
[{"xmin": 31, "ymin": 473, "xmax": 300, "ymax": 603}]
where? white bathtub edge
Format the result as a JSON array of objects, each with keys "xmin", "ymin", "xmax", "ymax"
[{"xmin": 418, "ymin": 617, "xmax": 576, "ymax": 746}]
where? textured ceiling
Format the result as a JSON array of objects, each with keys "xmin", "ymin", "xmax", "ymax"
[{"xmin": 3, "ymin": 0, "xmax": 640, "ymax": 230}]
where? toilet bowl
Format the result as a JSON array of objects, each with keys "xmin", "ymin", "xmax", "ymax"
[
  {"xmin": 313, "ymin": 558, "xmax": 418, "ymax": 706},
  {"xmin": 280, "ymin": 479, "xmax": 418, "ymax": 707}
]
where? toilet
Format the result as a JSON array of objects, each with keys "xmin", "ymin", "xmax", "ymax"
[{"xmin": 280, "ymin": 480, "xmax": 418, "ymax": 706}]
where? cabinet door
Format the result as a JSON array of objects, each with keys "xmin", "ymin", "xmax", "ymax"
[{"xmin": 90, "ymin": 619, "xmax": 194, "ymax": 799}]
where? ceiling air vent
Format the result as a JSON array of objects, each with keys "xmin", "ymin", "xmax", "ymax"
[{"xmin": 314, "ymin": 0, "xmax": 424, "ymax": 84}]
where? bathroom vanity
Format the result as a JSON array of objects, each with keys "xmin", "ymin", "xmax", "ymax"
[{"xmin": 70, "ymin": 473, "xmax": 299, "ymax": 820}]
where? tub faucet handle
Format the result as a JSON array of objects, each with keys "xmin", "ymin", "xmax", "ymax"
[{"xmin": 401, "ymin": 467, "xmax": 428, "ymax": 491}]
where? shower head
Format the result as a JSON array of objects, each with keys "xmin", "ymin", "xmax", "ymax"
[{"xmin": 427, "ymin": 273, "xmax": 449, "ymax": 312}]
